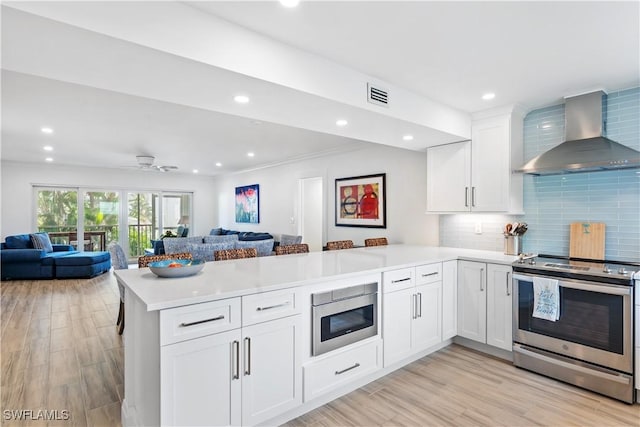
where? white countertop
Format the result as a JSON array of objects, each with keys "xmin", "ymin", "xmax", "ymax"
[{"xmin": 116, "ymin": 245, "xmax": 518, "ymax": 311}]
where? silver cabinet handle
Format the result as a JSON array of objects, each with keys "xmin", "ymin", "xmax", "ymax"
[
  {"xmin": 335, "ymin": 363, "xmax": 360, "ymax": 375},
  {"xmin": 418, "ymin": 292, "xmax": 423, "ymax": 318},
  {"xmin": 232, "ymin": 340, "xmax": 240, "ymax": 380},
  {"xmin": 480, "ymin": 268, "xmax": 485, "ymax": 291},
  {"xmin": 421, "ymin": 272, "xmax": 438, "ymax": 277},
  {"xmin": 244, "ymin": 337, "xmax": 251, "ymax": 376},
  {"xmin": 465, "ymin": 187, "xmax": 469, "ymax": 207},
  {"xmin": 506, "ymin": 272, "xmax": 511, "ymax": 296},
  {"xmin": 471, "ymin": 187, "xmax": 476, "ymax": 207},
  {"xmin": 256, "ymin": 301, "xmax": 289, "ymax": 311},
  {"xmin": 412, "ymin": 294, "xmax": 417, "ymax": 319},
  {"xmin": 180, "ymin": 314, "xmax": 224, "ymax": 328},
  {"xmin": 391, "ymin": 277, "xmax": 411, "ymax": 284}
]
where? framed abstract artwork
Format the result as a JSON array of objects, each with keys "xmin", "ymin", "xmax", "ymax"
[
  {"xmin": 235, "ymin": 184, "xmax": 260, "ymax": 223},
  {"xmin": 335, "ymin": 173, "xmax": 386, "ymax": 228}
]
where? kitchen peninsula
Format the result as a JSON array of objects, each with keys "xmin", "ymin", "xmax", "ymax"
[{"xmin": 116, "ymin": 245, "xmax": 517, "ymax": 426}]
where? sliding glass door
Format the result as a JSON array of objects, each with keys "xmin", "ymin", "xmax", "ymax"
[
  {"xmin": 35, "ymin": 187, "xmax": 192, "ymax": 260},
  {"xmin": 83, "ymin": 191, "xmax": 119, "ymax": 252},
  {"xmin": 36, "ymin": 187, "xmax": 79, "ymax": 247},
  {"xmin": 128, "ymin": 192, "xmax": 159, "ymax": 258}
]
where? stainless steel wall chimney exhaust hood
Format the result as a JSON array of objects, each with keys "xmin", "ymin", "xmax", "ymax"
[{"xmin": 514, "ymin": 91, "xmax": 640, "ymax": 175}]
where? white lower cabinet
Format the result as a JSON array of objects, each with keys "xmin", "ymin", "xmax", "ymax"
[
  {"xmin": 160, "ymin": 296, "xmax": 302, "ymax": 426},
  {"xmin": 442, "ymin": 260, "xmax": 457, "ymax": 340},
  {"xmin": 304, "ymin": 340, "xmax": 381, "ymax": 402},
  {"xmin": 486, "ymin": 264, "xmax": 513, "ymax": 350},
  {"xmin": 457, "ymin": 261, "xmax": 512, "ymax": 351},
  {"xmin": 383, "ymin": 264, "xmax": 442, "ymax": 367},
  {"xmin": 161, "ymin": 329, "xmax": 242, "ymax": 426}
]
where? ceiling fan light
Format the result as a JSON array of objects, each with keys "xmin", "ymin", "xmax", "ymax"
[{"xmin": 136, "ymin": 155, "xmax": 155, "ymax": 166}]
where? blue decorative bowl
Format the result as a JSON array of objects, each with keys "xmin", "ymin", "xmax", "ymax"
[{"xmin": 148, "ymin": 259, "xmax": 205, "ymax": 278}]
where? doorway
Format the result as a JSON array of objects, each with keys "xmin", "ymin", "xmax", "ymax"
[{"xmin": 299, "ymin": 177, "xmax": 323, "ymax": 252}]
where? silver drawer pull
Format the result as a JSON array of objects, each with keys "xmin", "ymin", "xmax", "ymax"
[
  {"xmin": 391, "ymin": 277, "xmax": 411, "ymax": 284},
  {"xmin": 335, "ymin": 362, "xmax": 360, "ymax": 375},
  {"xmin": 180, "ymin": 315, "xmax": 225, "ymax": 328},
  {"xmin": 421, "ymin": 272, "xmax": 438, "ymax": 277},
  {"xmin": 256, "ymin": 301, "xmax": 290, "ymax": 311}
]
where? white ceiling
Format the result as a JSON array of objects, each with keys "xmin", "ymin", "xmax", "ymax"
[
  {"xmin": 2, "ymin": 1, "xmax": 638, "ymax": 176},
  {"xmin": 193, "ymin": 1, "xmax": 639, "ymax": 112}
]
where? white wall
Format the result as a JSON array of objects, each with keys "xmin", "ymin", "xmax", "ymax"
[
  {"xmin": 211, "ymin": 145, "xmax": 439, "ymax": 246},
  {"xmin": 0, "ymin": 161, "xmax": 216, "ymax": 240}
]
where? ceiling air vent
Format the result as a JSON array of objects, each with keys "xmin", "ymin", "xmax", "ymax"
[{"xmin": 367, "ymin": 83, "xmax": 389, "ymax": 107}]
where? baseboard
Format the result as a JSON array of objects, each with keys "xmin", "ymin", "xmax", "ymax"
[{"xmin": 453, "ymin": 336, "xmax": 513, "ymax": 361}]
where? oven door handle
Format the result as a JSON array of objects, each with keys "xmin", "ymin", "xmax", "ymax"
[{"xmin": 512, "ymin": 274, "xmax": 632, "ymax": 296}]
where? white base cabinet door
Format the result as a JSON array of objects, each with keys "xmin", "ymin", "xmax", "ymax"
[
  {"xmin": 442, "ymin": 260, "xmax": 457, "ymax": 340},
  {"xmin": 382, "ymin": 287, "xmax": 414, "ymax": 365},
  {"xmin": 383, "ymin": 265, "xmax": 442, "ymax": 367},
  {"xmin": 457, "ymin": 261, "xmax": 513, "ymax": 351},
  {"xmin": 161, "ymin": 329, "xmax": 242, "ymax": 427},
  {"xmin": 242, "ymin": 315, "xmax": 302, "ymax": 426},
  {"xmin": 486, "ymin": 264, "xmax": 513, "ymax": 351},
  {"xmin": 412, "ymin": 282, "xmax": 442, "ymax": 352},
  {"xmin": 457, "ymin": 261, "xmax": 487, "ymax": 343}
]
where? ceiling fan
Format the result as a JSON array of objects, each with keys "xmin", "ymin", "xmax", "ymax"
[{"xmin": 134, "ymin": 155, "xmax": 178, "ymax": 172}]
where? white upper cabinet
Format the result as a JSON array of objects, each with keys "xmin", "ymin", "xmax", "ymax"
[
  {"xmin": 427, "ymin": 108, "xmax": 524, "ymax": 213},
  {"xmin": 426, "ymin": 141, "xmax": 471, "ymax": 212}
]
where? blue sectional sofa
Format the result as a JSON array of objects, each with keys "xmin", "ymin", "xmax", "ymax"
[{"xmin": 1, "ymin": 233, "xmax": 111, "ymax": 280}]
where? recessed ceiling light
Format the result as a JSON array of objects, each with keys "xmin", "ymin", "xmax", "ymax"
[
  {"xmin": 45, "ymin": 157, "xmax": 53, "ymax": 162},
  {"xmin": 234, "ymin": 95, "xmax": 250, "ymax": 104},
  {"xmin": 215, "ymin": 162, "xmax": 222, "ymax": 167},
  {"xmin": 402, "ymin": 135, "xmax": 414, "ymax": 141},
  {"xmin": 41, "ymin": 127, "xmax": 54, "ymax": 134},
  {"xmin": 192, "ymin": 169, "xmax": 199, "ymax": 174},
  {"xmin": 247, "ymin": 152, "xmax": 255, "ymax": 157},
  {"xmin": 279, "ymin": 0, "xmax": 300, "ymax": 7},
  {"xmin": 43, "ymin": 145, "xmax": 54, "ymax": 151},
  {"xmin": 336, "ymin": 119, "xmax": 348, "ymax": 127},
  {"xmin": 481, "ymin": 93, "xmax": 496, "ymax": 101}
]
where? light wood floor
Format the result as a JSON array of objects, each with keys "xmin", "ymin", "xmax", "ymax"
[
  {"xmin": 1, "ymin": 273, "xmax": 122, "ymax": 426},
  {"xmin": 2, "ymin": 272, "xmax": 639, "ymax": 427}
]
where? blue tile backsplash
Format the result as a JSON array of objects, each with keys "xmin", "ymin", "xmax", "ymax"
[{"xmin": 441, "ymin": 87, "xmax": 640, "ymax": 262}]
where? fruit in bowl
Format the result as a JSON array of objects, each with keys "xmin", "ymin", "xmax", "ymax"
[{"xmin": 168, "ymin": 262, "xmax": 183, "ymax": 268}]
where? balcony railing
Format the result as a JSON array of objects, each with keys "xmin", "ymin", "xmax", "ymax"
[{"xmin": 39, "ymin": 224, "xmax": 178, "ymax": 257}]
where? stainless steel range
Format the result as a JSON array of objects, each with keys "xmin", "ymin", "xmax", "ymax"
[{"xmin": 512, "ymin": 254, "xmax": 638, "ymax": 403}]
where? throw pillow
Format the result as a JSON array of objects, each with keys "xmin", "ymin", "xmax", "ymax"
[
  {"xmin": 30, "ymin": 232, "xmax": 54, "ymax": 253},
  {"xmin": 5, "ymin": 234, "xmax": 33, "ymax": 249},
  {"xmin": 209, "ymin": 228, "xmax": 222, "ymax": 235}
]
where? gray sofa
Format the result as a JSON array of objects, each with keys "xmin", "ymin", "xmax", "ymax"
[{"xmin": 163, "ymin": 234, "xmax": 275, "ymax": 261}]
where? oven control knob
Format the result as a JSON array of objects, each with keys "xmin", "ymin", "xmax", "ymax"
[
  {"xmin": 528, "ymin": 259, "xmax": 536, "ymax": 265},
  {"xmin": 602, "ymin": 266, "xmax": 611, "ymax": 274},
  {"xmin": 618, "ymin": 268, "xmax": 628, "ymax": 275}
]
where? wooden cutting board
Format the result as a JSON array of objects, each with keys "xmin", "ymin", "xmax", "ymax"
[{"xmin": 569, "ymin": 222, "xmax": 605, "ymax": 260}]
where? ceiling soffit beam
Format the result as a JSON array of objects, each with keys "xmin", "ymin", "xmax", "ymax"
[{"xmin": 3, "ymin": 2, "xmax": 471, "ymax": 143}]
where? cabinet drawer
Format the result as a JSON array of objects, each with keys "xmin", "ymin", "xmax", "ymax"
[
  {"xmin": 415, "ymin": 263, "xmax": 442, "ymax": 285},
  {"xmin": 304, "ymin": 340, "xmax": 380, "ymax": 402},
  {"xmin": 383, "ymin": 268, "xmax": 415, "ymax": 293},
  {"xmin": 242, "ymin": 288, "xmax": 299, "ymax": 326},
  {"xmin": 160, "ymin": 298, "xmax": 241, "ymax": 345}
]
